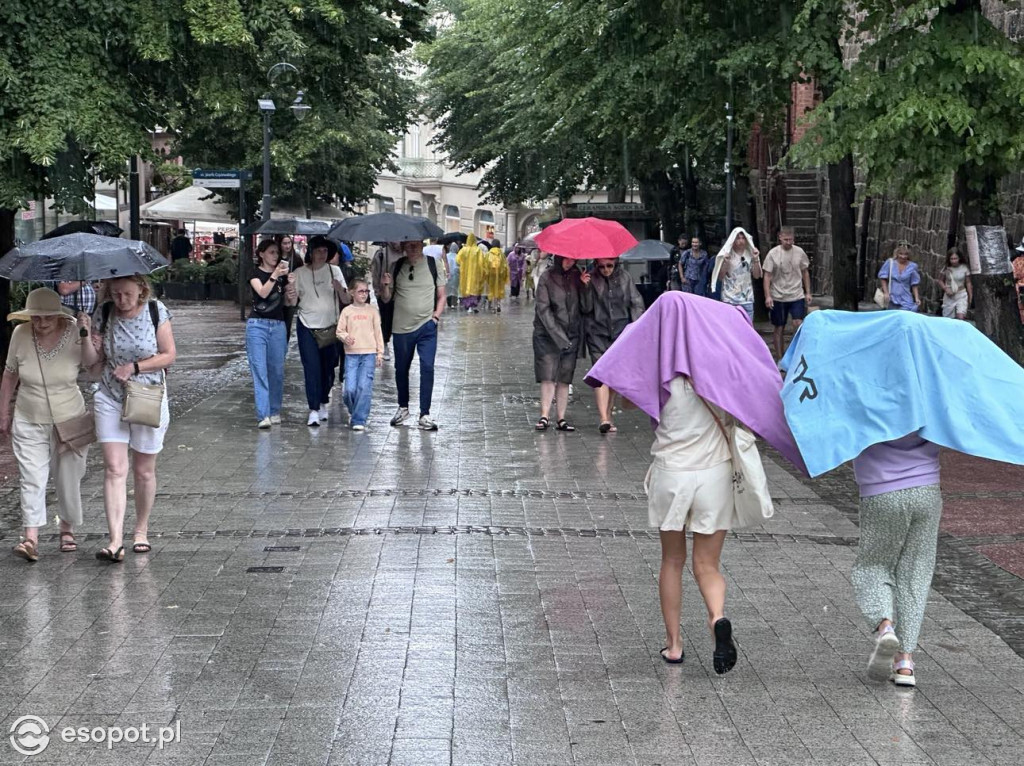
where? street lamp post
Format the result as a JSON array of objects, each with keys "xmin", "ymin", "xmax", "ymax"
[{"xmin": 257, "ymin": 63, "xmax": 311, "ymax": 221}]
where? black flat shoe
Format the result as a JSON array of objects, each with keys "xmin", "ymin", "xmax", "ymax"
[
  {"xmin": 712, "ymin": 618, "xmax": 737, "ymax": 675},
  {"xmin": 660, "ymin": 647, "xmax": 685, "ymax": 664}
]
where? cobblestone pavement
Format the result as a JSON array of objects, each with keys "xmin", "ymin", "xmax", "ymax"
[{"xmin": 0, "ymin": 300, "xmax": 1022, "ymax": 765}]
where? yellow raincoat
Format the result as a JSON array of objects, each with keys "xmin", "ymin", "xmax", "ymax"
[
  {"xmin": 485, "ymin": 247, "xmax": 509, "ymax": 301},
  {"xmin": 457, "ymin": 234, "xmax": 486, "ymax": 297}
]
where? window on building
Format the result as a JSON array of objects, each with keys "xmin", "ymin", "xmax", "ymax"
[
  {"xmin": 378, "ymin": 197, "xmax": 395, "ymax": 213},
  {"xmin": 409, "ymin": 125, "xmax": 421, "ymax": 158},
  {"xmin": 474, "ymin": 209, "xmax": 495, "ymax": 239},
  {"xmin": 444, "ymin": 205, "xmax": 460, "ymax": 232},
  {"xmin": 407, "ymin": 200, "xmax": 422, "ymax": 217}
]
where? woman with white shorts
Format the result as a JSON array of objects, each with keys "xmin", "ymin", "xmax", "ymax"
[
  {"xmin": 91, "ymin": 276, "xmax": 176, "ymax": 562},
  {"xmin": 646, "ymin": 376, "xmax": 738, "ymax": 672}
]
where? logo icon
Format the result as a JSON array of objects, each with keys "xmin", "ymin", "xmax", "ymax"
[
  {"xmin": 791, "ymin": 355, "xmax": 818, "ymax": 402},
  {"xmin": 10, "ymin": 715, "xmax": 50, "ymax": 756}
]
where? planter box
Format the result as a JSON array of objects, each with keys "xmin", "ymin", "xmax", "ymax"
[
  {"xmin": 206, "ymin": 283, "xmax": 238, "ymax": 301},
  {"xmin": 160, "ymin": 282, "xmax": 207, "ymax": 300}
]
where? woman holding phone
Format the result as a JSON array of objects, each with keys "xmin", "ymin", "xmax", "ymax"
[{"xmin": 246, "ymin": 239, "xmax": 296, "ymax": 428}]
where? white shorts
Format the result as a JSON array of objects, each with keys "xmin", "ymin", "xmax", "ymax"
[
  {"xmin": 93, "ymin": 388, "xmax": 170, "ymax": 454},
  {"xmin": 941, "ymin": 291, "xmax": 969, "ymax": 318},
  {"xmin": 646, "ymin": 459, "xmax": 735, "ymax": 534}
]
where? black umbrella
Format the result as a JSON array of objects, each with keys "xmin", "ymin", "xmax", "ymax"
[
  {"xmin": 0, "ymin": 233, "xmax": 169, "ymax": 282},
  {"xmin": 254, "ymin": 218, "xmax": 331, "ymax": 236},
  {"xmin": 437, "ymin": 231, "xmax": 468, "ymax": 247},
  {"xmin": 328, "ymin": 212, "xmax": 444, "ymax": 243},
  {"xmin": 619, "ymin": 239, "xmax": 673, "ymax": 262},
  {"xmin": 42, "ymin": 220, "xmax": 123, "ymax": 239}
]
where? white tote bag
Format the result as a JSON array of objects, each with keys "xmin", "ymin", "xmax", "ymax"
[{"xmin": 703, "ymin": 402, "xmax": 775, "ymax": 527}]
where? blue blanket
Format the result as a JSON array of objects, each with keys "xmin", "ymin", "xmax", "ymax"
[{"xmin": 778, "ymin": 310, "xmax": 1024, "ymax": 477}]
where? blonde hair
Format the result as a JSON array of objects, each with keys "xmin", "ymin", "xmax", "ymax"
[{"xmin": 107, "ymin": 275, "xmax": 153, "ymax": 305}]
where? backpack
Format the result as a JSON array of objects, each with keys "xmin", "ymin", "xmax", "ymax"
[{"xmin": 386, "ymin": 256, "xmax": 440, "ymax": 304}]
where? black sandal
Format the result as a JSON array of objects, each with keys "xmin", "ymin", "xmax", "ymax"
[
  {"xmin": 712, "ymin": 618, "xmax": 738, "ymax": 675},
  {"xmin": 659, "ymin": 647, "xmax": 685, "ymax": 664},
  {"xmin": 95, "ymin": 546, "xmax": 125, "ymax": 564},
  {"xmin": 132, "ymin": 542, "xmax": 152, "ymax": 554},
  {"xmin": 535, "ymin": 416, "xmax": 550, "ymax": 431},
  {"xmin": 555, "ymin": 419, "xmax": 575, "ymax": 432}
]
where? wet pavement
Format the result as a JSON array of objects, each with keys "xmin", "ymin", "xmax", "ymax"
[{"xmin": 0, "ymin": 299, "xmax": 1022, "ymax": 765}]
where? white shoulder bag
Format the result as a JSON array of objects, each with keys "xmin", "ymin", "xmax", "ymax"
[{"xmin": 703, "ymin": 401, "xmax": 775, "ymax": 528}]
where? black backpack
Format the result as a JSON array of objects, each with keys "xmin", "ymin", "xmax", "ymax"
[{"xmin": 386, "ymin": 256, "xmax": 440, "ymax": 304}]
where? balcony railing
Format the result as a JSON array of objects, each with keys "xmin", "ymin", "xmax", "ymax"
[{"xmin": 396, "ymin": 158, "xmax": 444, "ymax": 180}]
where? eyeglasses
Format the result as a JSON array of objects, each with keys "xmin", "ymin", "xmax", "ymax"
[{"xmin": 597, "ymin": 264, "xmax": 615, "ymax": 271}]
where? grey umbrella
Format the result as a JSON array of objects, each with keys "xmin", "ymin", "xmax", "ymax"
[
  {"xmin": 0, "ymin": 233, "xmax": 169, "ymax": 282},
  {"xmin": 619, "ymin": 239, "xmax": 673, "ymax": 262},
  {"xmin": 329, "ymin": 212, "xmax": 444, "ymax": 243}
]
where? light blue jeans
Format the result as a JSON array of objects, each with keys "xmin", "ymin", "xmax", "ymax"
[
  {"xmin": 246, "ymin": 318, "xmax": 287, "ymax": 420},
  {"xmin": 343, "ymin": 353, "xmax": 377, "ymax": 426}
]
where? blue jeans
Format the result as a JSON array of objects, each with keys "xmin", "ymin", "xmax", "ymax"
[
  {"xmin": 393, "ymin": 319, "xmax": 437, "ymax": 415},
  {"xmin": 296, "ymin": 322, "xmax": 339, "ymax": 411},
  {"xmin": 343, "ymin": 354, "xmax": 377, "ymax": 426},
  {"xmin": 246, "ymin": 318, "xmax": 287, "ymax": 420}
]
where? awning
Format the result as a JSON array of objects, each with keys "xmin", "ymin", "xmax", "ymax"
[{"xmin": 140, "ymin": 186, "xmax": 235, "ymax": 223}]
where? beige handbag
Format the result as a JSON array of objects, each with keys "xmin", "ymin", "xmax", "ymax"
[
  {"xmin": 34, "ymin": 331, "xmax": 96, "ymax": 455},
  {"xmin": 873, "ymin": 258, "xmax": 894, "ymax": 308},
  {"xmin": 110, "ymin": 314, "xmax": 165, "ymax": 428},
  {"xmin": 702, "ymin": 400, "xmax": 775, "ymax": 528}
]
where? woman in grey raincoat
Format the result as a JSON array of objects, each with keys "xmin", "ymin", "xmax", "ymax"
[
  {"xmin": 533, "ymin": 256, "xmax": 591, "ymax": 431},
  {"xmin": 585, "ymin": 258, "xmax": 645, "ymax": 433}
]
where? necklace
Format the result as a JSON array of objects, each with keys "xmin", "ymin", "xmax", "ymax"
[{"xmin": 34, "ymin": 326, "xmax": 72, "ymax": 362}]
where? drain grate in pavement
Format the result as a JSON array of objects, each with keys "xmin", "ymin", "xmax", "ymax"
[
  {"xmin": 246, "ymin": 566, "xmax": 285, "ymax": 573},
  {"xmin": 152, "ymin": 487, "xmax": 838, "ymax": 504},
  {"xmin": 264, "ymin": 545, "xmax": 301, "ymax": 552},
  {"xmin": 12, "ymin": 527, "xmax": 858, "ymax": 546}
]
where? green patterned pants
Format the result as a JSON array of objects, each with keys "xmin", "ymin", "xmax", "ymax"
[{"xmin": 851, "ymin": 485, "xmax": 943, "ymax": 653}]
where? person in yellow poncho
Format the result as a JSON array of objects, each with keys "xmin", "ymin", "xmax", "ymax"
[
  {"xmin": 484, "ymin": 239, "xmax": 510, "ymax": 313},
  {"xmin": 457, "ymin": 234, "xmax": 486, "ymax": 313}
]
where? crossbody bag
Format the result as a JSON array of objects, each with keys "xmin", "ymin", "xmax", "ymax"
[
  {"xmin": 33, "ymin": 328, "xmax": 96, "ymax": 455},
  {"xmin": 701, "ymin": 398, "xmax": 775, "ymax": 527},
  {"xmin": 110, "ymin": 310, "xmax": 165, "ymax": 428},
  {"xmin": 874, "ymin": 258, "xmax": 895, "ymax": 308}
]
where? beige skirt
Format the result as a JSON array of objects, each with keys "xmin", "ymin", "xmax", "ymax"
[{"xmin": 646, "ymin": 458, "xmax": 735, "ymax": 534}]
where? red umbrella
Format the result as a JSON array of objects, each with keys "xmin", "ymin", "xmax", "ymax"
[{"xmin": 534, "ymin": 217, "xmax": 639, "ymax": 260}]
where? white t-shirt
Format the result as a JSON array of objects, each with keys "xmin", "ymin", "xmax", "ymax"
[
  {"xmin": 651, "ymin": 377, "xmax": 731, "ymax": 470},
  {"xmin": 763, "ymin": 245, "xmax": 810, "ymax": 301},
  {"xmin": 295, "ymin": 264, "xmax": 346, "ymax": 329}
]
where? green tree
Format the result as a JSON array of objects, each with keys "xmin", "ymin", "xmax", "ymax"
[
  {"xmin": 423, "ymin": 0, "xmax": 794, "ymax": 241},
  {"xmin": 790, "ymin": 0, "xmax": 1024, "ymax": 361}
]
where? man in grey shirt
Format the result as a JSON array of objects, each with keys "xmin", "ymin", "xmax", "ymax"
[{"xmin": 380, "ymin": 240, "xmax": 447, "ymax": 430}]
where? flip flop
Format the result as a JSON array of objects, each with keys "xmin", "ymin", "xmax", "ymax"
[
  {"xmin": 535, "ymin": 416, "xmax": 550, "ymax": 431},
  {"xmin": 59, "ymin": 534, "xmax": 77, "ymax": 553},
  {"xmin": 599, "ymin": 422, "xmax": 618, "ymax": 434},
  {"xmin": 132, "ymin": 542, "xmax": 152, "ymax": 554},
  {"xmin": 95, "ymin": 546, "xmax": 125, "ymax": 563},
  {"xmin": 712, "ymin": 618, "xmax": 738, "ymax": 675},
  {"xmin": 659, "ymin": 647, "xmax": 685, "ymax": 664}
]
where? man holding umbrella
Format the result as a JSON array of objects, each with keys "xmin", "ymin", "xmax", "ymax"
[{"xmin": 379, "ymin": 240, "xmax": 446, "ymax": 430}]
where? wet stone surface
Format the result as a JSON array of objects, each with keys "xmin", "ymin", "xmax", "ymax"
[{"xmin": 0, "ymin": 300, "xmax": 1022, "ymax": 765}]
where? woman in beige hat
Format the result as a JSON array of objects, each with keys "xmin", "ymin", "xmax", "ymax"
[{"xmin": 0, "ymin": 288, "xmax": 99, "ymax": 561}]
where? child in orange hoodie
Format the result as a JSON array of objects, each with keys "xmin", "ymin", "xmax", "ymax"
[{"xmin": 336, "ymin": 280, "xmax": 385, "ymax": 430}]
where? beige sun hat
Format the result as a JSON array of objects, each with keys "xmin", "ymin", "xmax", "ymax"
[{"xmin": 7, "ymin": 288, "xmax": 76, "ymax": 323}]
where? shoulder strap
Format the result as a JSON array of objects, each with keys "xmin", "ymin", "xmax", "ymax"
[
  {"xmin": 148, "ymin": 301, "xmax": 159, "ymax": 331},
  {"xmin": 101, "ymin": 302, "xmax": 113, "ymax": 333},
  {"xmin": 699, "ymin": 395, "xmax": 731, "ymax": 444}
]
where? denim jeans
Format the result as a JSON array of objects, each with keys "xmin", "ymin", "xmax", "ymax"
[
  {"xmin": 393, "ymin": 319, "xmax": 437, "ymax": 415},
  {"xmin": 246, "ymin": 318, "xmax": 287, "ymax": 420},
  {"xmin": 296, "ymin": 322, "xmax": 339, "ymax": 411},
  {"xmin": 343, "ymin": 353, "xmax": 377, "ymax": 426}
]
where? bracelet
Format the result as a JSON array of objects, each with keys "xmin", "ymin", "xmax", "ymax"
[{"xmin": 133, "ymin": 362, "xmax": 140, "ymax": 375}]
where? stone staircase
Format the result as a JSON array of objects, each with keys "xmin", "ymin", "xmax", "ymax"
[{"xmin": 783, "ymin": 169, "xmax": 821, "ymax": 264}]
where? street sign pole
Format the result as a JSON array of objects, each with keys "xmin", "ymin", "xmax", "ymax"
[{"xmin": 191, "ymin": 170, "xmax": 252, "ymax": 321}]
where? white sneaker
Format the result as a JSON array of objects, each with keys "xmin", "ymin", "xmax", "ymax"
[
  {"xmin": 418, "ymin": 414, "xmax": 438, "ymax": 431},
  {"xmin": 307, "ymin": 411, "xmax": 321, "ymax": 427},
  {"xmin": 257, "ymin": 417, "xmax": 272, "ymax": 429},
  {"xmin": 318, "ymin": 406, "xmax": 329, "ymax": 422},
  {"xmin": 269, "ymin": 414, "xmax": 281, "ymax": 425},
  {"xmin": 352, "ymin": 424, "xmax": 365, "ymax": 432},
  {"xmin": 867, "ymin": 625, "xmax": 899, "ymax": 680},
  {"xmin": 390, "ymin": 407, "xmax": 409, "ymax": 427},
  {"xmin": 383, "ymin": 347, "xmax": 392, "ymax": 361}
]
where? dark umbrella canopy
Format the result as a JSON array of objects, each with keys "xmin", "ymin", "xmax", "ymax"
[
  {"xmin": 0, "ymin": 233, "xmax": 169, "ymax": 282},
  {"xmin": 329, "ymin": 212, "xmax": 444, "ymax": 243},
  {"xmin": 254, "ymin": 218, "xmax": 331, "ymax": 236},
  {"xmin": 437, "ymin": 231, "xmax": 468, "ymax": 247},
  {"xmin": 42, "ymin": 220, "xmax": 123, "ymax": 239},
  {"xmin": 619, "ymin": 239, "xmax": 673, "ymax": 262}
]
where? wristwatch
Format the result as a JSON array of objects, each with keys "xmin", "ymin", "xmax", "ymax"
[{"xmin": 133, "ymin": 362, "xmax": 140, "ymax": 375}]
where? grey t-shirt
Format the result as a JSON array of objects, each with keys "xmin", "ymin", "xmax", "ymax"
[
  {"xmin": 95, "ymin": 301, "xmax": 172, "ymax": 403},
  {"xmin": 392, "ymin": 259, "xmax": 438, "ymax": 334}
]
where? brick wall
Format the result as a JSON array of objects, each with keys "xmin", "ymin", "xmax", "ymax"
[{"xmin": 789, "ymin": 81, "xmax": 820, "ymax": 145}]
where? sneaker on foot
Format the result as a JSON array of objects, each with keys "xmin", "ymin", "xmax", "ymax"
[
  {"xmin": 318, "ymin": 406, "xmax": 329, "ymax": 422},
  {"xmin": 257, "ymin": 417, "xmax": 272, "ymax": 429},
  {"xmin": 307, "ymin": 411, "xmax": 321, "ymax": 427},
  {"xmin": 269, "ymin": 414, "xmax": 281, "ymax": 425},
  {"xmin": 418, "ymin": 414, "xmax": 438, "ymax": 431},
  {"xmin": 383, "ymin": 347, "xmax": 392, "ymax": 361},
  {"xmin": 867, "ymin": 625, "xmax": 899, "ymax": 680},
  {"xmin": 352, "ymin": 424, "xmax": 365, "ymax": 432},
  {"xmin": 390, "ymin": 407, "xmax": 409, "ymax": 427}
]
